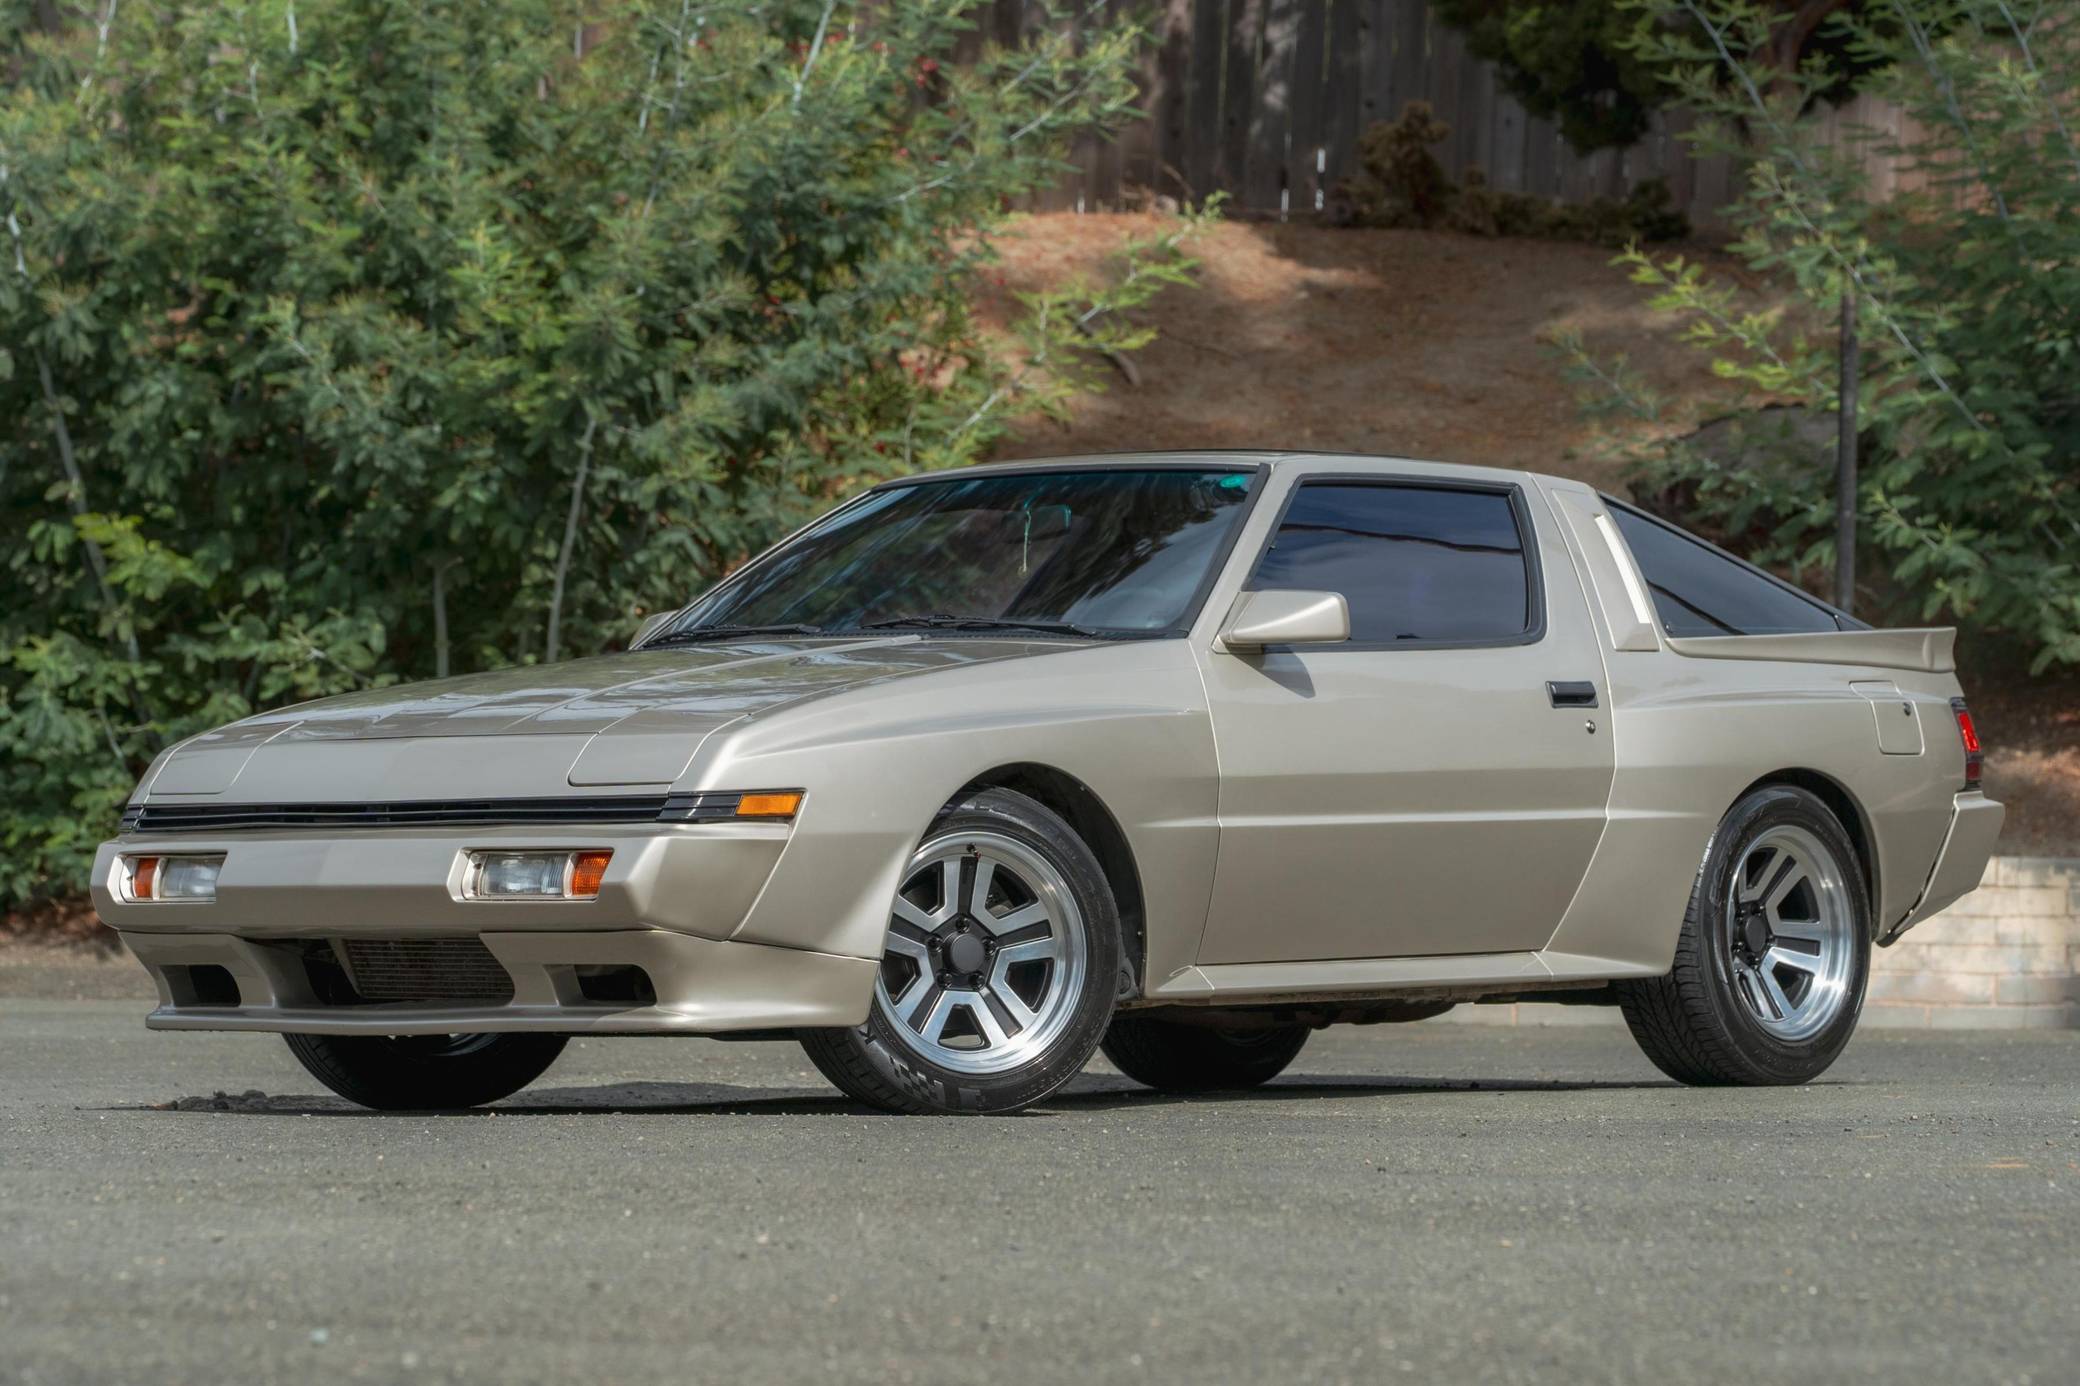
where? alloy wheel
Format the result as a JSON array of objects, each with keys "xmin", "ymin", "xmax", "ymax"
[
  {"xmin": 1723, "ymin": 824, "xmax": 1857, "ymax": 1043},
  {"xmin": 873, "ymin": 830, "xmax": 1088, "ymax": 1075}
]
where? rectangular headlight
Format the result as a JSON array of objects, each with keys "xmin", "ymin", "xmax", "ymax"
[
  {"xmin": 122, "ymin": 855, "xmax": 224, "ymax": 902},
  {"xmin": 466, "ymin": 850, "xmax": 612, "ymax": 901}
]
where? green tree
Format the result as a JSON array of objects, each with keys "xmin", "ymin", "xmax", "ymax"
[
  {"xmin": 0, "ymin": 0, "xmax": 1198, "ymax": 903},
  {"xmin": 1433, "ymin": 0, "xmax": 1884, "ymax": 151},
  {"xmin": 1554, "ymin": 0, "xmax": 2080, "ymax": 669}
]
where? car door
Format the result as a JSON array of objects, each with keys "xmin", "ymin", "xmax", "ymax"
[{"xmin": 1194, "ymin": 474, "xmax": 1615, "ymax": 964}]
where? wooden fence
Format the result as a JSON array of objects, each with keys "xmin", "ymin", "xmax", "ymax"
[{"xmin": 992, "ymin": 0, "xmax": 1916, "ymax": 225}]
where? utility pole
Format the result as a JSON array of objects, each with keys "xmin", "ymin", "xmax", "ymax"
[{"xmin": 1835, "ymin": 280, "xmax": 1859, "ymax": 615}]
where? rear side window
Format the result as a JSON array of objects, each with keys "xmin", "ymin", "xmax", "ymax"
[
  {"xmin": 1609, "ymin": 505, "xmax": 1839, "ymax": 637},
  {"xmin": 1252, "ymin": 482, "xmax": 1536, "ymax": 644}
]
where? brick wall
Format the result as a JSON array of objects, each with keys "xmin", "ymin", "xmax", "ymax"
[
  {"xmin": 1865, "ymin": 857, "xmax": 2080, "ymax": 1029},
  {"xmin": 1454, "ymin": 857, "xmax": 2080, "ymax": 1029}
]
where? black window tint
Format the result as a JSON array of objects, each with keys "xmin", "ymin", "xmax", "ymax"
[
  {"xmin": 1253, "ymin": 483, "xmax": 1534, "ymax": 644},
  {"xmin": 1609, "ymin": 506, "xmax": 1838, "ymax": 637}
]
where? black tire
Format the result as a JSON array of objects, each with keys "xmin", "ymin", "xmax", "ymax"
[
  {"xmin": 799, "ymin": 787, "xmax": 1121, "ymax": 1115},
  {"xmin": 1100, "ymin": 1015, "xmax": 1310, "ymax": 1092},
  {"xmin": 282, "ymin": 1032, "xmax": 567, "ymax": 1110},
  {"xmin": 1617, "ymin": 785, "xmax": 1871, "ymax": 1086}
]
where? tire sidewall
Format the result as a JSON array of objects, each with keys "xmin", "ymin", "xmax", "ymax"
[
  {"xmin": 838, "ymin": 789, "xmax": 1122, "ymax": 1114},
  {"xmin": 282, "ymin": 1032, "xmax": 567, "ymax": 1110},
  {"xmin": 1694, "ymin": 787, "xmax": 1871, "ymax": 1081},
  {"xmin": 1101, "ymin": 1015, "xmax": 1311, "ymax": 1092}
]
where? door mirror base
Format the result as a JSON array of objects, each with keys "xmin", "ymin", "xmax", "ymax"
[
  {"xmin": 630, "ymin": 612, "xmax": 675, "ymax": 649},
  {"xmin": 1219, "ymin": 590, "xmax": 1350, "ymax": 653}
]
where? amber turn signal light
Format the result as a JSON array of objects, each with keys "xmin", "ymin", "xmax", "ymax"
[
  {"xmin": 569, "ymin": 850, "xmax": 613, "ymax": 899},
  {"xmin": 735, "ymin": 791, "xmax": 804, "ymax": 820}
]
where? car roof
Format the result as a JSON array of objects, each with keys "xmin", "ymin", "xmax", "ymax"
[{"xmin": 877, "ymin": 449, "xmax": 1554, "ymax": 490}]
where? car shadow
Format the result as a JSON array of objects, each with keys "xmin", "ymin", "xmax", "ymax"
[
  {"xmin": 1057, "ymin": 1072, "xmax": 1679, "ymax": 1110},
  {"xmin": 115, "ymin": 1070, "xmax": 1680, "ymax": 1118}
]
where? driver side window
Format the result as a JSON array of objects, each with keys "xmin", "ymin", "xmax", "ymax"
[{"xmin": 1251, "ymin": 481, "xmax": 1538, "ymax": 646}]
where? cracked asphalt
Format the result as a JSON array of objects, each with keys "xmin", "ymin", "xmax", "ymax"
[{"xmin": 3, "ymin": 982, "xmax": 2076, "ymax": 1385}]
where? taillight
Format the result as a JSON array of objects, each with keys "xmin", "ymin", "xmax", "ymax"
[{"xmin": 1950, "ymin": 697, "xmax": 1982, "ymax": 790}]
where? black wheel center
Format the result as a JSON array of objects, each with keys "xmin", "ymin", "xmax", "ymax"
[
  {"xmin": 1739, "ymin": 910, "xmax": 1773, "ymax": 960},
  {"xmin": 945, "ymin": 931, "xmax": 988, "ymax": 975}
]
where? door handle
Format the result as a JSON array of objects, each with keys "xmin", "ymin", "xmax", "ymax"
[{"xmin": 1547, "ymin": 680, "xmax": 1599, "ymax": 708}]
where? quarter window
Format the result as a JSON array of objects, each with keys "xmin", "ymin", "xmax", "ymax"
[
  {"xmin": 1251, "ymin": 483, "xmax": 1535, "ymax": 644},
  {"xmin": 1609, "ymin": 505, "xmax": 1840, "ymax": 637}
]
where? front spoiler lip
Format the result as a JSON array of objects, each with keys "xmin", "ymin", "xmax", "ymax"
[{"xmin": 118, "ymin": 928, "xmax": 877, "ymax": 1035}]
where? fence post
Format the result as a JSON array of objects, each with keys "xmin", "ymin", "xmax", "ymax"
[{"xmin": 1835, "ymin": 279, "xmax": 1859, "ymax": 614}]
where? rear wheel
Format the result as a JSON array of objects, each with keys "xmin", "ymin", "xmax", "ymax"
[
  {"xmin": 282, "ymin": 1032, "xmax": 567, "ymax": 1110},
  {"xmin": 799, "ymin": 788, "xmax": 1121, "ymax": 1114},
  {"xmin": 1101, "ymin": 1015, "xmax": 1310, "ymax": 1092},
  {"xmin": 1618, "ymin": 785, "xmax": 1870, "ymax": 1086}
]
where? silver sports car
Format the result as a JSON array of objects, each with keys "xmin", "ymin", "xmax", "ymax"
[{"xmin": 93, "ymin": 453, "xmax": 2002, "ymax": 1114}]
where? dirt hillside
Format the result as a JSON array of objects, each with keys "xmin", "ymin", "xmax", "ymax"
[{"xmin": 980, "ymin": 213, "xmax": 1738, "ymax": 490}]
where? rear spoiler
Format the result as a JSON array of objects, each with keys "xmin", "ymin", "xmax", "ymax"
[{"xmin": 1664, "ymin": 628, "xmax": 1956, "ymax": 674}]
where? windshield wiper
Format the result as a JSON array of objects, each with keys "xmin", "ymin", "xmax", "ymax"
[
  {"xmin": 645, "ymin": 622, "xmax": 826, "ymax": 647},
  {"xmin": 861, "ymin": 614, "xmax": 1101, "ymax": 638}
]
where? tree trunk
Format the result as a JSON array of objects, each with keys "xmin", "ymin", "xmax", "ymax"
[
  {"xmin": 37, "ymin": 351, "xmax": 157, "ymax": 741},
  {"xmin": 1766, "ymin": 0, "xmax": 1853, "ymax": 92},
  {"xmin": 432, "ymin": 559, "xmax": 454, "ymax": 679},
  {"xmin": 1835, "ymin": 283, "xmax": 1858, "ymax": 614},
  {"xmin": 545, "ymin": 413, "xmax": 599, "ymax": 666}
]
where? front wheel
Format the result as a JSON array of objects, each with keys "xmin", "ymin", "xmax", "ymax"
[
  {"xmin": 799, "ymin": 788, "xmax": 1122, "ymax": 1114},
  {"xmin": 1618, "ymin": 785, "xmax": 1870, "ymax": 1086},
  {"xmin": 282, "ymin": 1032, "xmax": 567, "ymax": 1110}
]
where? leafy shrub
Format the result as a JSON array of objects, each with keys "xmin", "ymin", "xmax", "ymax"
[
  {"xmin": 1431, "ymin": 0, "xmax": 1894, "ymax": 153},
  {"xmin": 1341, "ymin": 100, "xmax": 1457, "ymax": 226},
  {"xmin": 1332, "ymin": 100, "xmax": 1692, "ymax": 245},
  {"xmin": 0, "ymin": 0, "xmax": 1188, "ymax": 904},
  {"xmin": 1559, "ymin": 0, "xmax": 2080, "ymax": 670}
]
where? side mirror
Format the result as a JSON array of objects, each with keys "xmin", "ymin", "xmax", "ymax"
[
  {"xmin": 1219, "ymin": 590, "xmax": 1350, "ymax": 653},
  {"xmin": 631, "ymin": 612, "xmax": 675, "ymax": 649}
]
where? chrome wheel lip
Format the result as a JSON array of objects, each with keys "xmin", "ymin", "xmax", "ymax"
[
  {"xmin": 873, "ymin": 830, "xmax": 1087, "ymax": 1076},
  {"xmin": 1724, "ymin": 824, "xmax": 1856, "ymax": 1044}
]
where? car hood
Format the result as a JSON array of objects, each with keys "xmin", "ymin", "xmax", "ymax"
[{"xmin": 145, "ymin": 637, "xmax": 1084, "ymax": 795}]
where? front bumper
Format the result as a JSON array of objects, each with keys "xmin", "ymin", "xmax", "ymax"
[
  {"xmin": 116, "ymin": 927, "xmax": 876, "ymax": 1034},
  {"xmin": 91, "ymin": 822, "xmax": 793, "ymax": 939},
  {"xmin": 92, "ymin": 821, "xmax": 879, "ymax": 1033}
]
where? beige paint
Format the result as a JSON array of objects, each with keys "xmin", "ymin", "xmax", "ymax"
[
  {"xmin": 96, "ymin": 452, "xmax": 2002, "ymax": 1035},
  {"xmin": 1191, "ymin": 462, "xmax": 1615, "ymax": 964},
  {"xmin": 1218, "ymin": 589, "xmax": 1351, "ymax": 650},
  {"xmin": 122, "ymin": 928, "xmax": 875, "ymax": 1034}
]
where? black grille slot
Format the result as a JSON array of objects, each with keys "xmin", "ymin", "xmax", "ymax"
[
  {"xmin": 341, "ymin": 938, "xmax": 514, "ymax": 1005},
  {"xmin": 125, "ymin": 792, "xmax": 753, "ymax": 834},
  {"xmin": 131, "ymin": 796, "xmax": 673, "ymax": 833}
]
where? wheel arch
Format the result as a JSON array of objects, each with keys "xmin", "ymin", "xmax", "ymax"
[
  {"xmin": 1741, "ymin": 768, "xmax": 1879, "ymax": 929},
  {"xmin": 953, "ymin": 763, "xmax": 1147, "ymax": 1000}
]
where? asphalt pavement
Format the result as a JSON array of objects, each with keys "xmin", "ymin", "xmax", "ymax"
[{"xmin": 3, "ymin": 972, "xmax": 2076, "ymax": 1385}]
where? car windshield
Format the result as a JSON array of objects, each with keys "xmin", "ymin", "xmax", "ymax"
[{"xmin": 663, "ymin": 467, "xmax": 1259, "ymax": 640}]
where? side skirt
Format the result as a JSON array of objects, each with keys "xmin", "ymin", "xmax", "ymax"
[{"xmin": 1135, "ymin": 949, "xmax": 1663, "ymax": 1009}]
